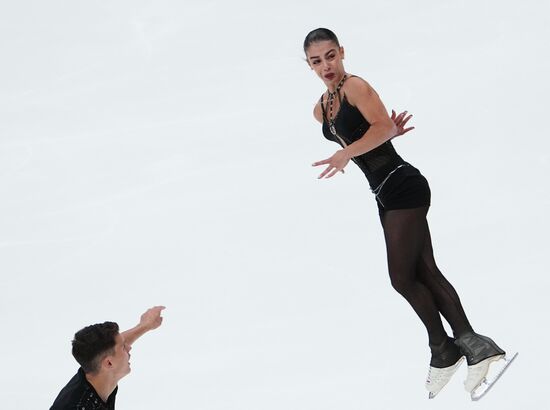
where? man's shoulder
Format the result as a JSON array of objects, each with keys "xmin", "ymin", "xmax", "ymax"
[
  {"xmin": 50, "ymin": 369, "xmax": 95, "ymax": 409},
  {"xmin": 50, "ymin": 369, "xmax": 118, "ymax": 410}
]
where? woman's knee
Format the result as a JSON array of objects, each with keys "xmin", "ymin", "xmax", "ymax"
[
  {"xmin": 389, "ymin": 272, "xmax": 415, "ymax": 296},
  {"xmin": 417, "ymin": 257, "xmax": 444, "ymax": 282}
]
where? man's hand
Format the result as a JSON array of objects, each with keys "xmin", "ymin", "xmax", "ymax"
[
  {"xmin": 139, "ymin": 306, "xmax": 165, "ymax": 331},
  {"xmin": 122, "ymin": 306, "xmax": 166, "ymax": 346}
]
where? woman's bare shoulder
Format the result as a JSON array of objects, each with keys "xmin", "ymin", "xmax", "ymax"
[
  {"xmin": 345, "ymin": 74, "xmax": 373, "ymax": 91},
  {"xmin": 344, "ymin": 75, "xmax": 377, "ymax": 102}
]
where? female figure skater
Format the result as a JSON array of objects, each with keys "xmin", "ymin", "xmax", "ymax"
[{"xmin": 304, "ymin": 28, "xmax": 514, "ymax": 399}]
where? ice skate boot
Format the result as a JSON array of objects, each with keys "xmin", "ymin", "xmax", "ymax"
[
  {"xmin": 425, "ymin": 337, "xmax": 464, "ymax": 399},
  {"xmin": 454, "ymin": 331, "xmax": 518, "ymax": 401}
]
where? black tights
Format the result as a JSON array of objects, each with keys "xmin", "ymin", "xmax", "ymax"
[{"xmin": 380, "ymin": 206, "xmax": 473, "ymax": 345}]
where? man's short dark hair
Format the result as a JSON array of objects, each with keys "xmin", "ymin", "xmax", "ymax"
[{"xmin": 72, "ymin": 321, "xmax": 119, "ymax": 373}]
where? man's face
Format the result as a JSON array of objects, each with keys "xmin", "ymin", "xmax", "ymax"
[{"xmin": 107, "ymin": 333, "xmax": 132, "ymax": 380}]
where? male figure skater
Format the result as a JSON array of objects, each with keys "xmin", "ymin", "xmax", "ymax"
[{"xmin": 50, "ymin": 306, "xmax": 165, "ymax": 409}]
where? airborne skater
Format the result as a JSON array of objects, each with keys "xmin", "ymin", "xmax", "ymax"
[{"xmin": 303, "ymin": 28, "xmax": 516, "ymax": 400}]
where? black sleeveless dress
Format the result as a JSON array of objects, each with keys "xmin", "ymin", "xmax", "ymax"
[{"xmin": 320, "ymin": 84, "xmax": 431, "ymax": 213}]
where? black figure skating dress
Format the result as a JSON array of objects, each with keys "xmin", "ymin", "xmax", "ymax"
[{"xmin": 320, "ymin": 88, "xmax": 430, "ymax": 213}]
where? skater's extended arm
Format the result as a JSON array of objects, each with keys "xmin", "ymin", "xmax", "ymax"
[
  {"xmin": 313, "ymin": 99, "xmax": 414, "ymax": 140},
  {"xmin": 121, "ymin": 306, "xmax": 165, "ymax": 346},
  {"xmin": 313, "ymin": 78, "xmax": 398, "ymax": 178},
  {"xmin": 339, "ymin": 77, "xmax": 397, "ymax": 156}
]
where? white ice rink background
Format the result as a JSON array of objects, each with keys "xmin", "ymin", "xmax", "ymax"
[{"xmin": 1, "ymin": 1, "xmax": 549, "ymax": 409}]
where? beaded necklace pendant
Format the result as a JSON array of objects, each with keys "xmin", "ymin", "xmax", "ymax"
[{"xmin": 327, "ymin": 74, "xmax": 347, "ymax": 136}]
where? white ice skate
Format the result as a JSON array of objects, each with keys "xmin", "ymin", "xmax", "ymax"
[
  {"xmin": 465, "ymin": 352, "xmax": 518, "ymax": 401},
  {"xmin": 426, "ymin": 356, "xmax": 464, "ymax": 399}
]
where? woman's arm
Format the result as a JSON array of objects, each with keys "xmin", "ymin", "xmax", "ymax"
[
  {"xmin": 341, "ymin": 77, "xmax": 396, "ymax": 157},
  {"xmin": 312, "ymin": 78, "xmax": 406, "ymax": 179}
]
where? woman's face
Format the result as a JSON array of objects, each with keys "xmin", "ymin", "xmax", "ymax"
[{"xmin": 305, "ymin": 40, "xmax": 345, "ymax": 87}]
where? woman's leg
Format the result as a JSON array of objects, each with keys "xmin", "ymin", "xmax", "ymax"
[
  {"xmin": 415, "ymin": 222, "xmax": 474, "ymax": 338},
  {"xmin": 380, "ymin": 206, "xmax": 447, "ymax": 345},
  {"xmin": 381, "ymin": 205, "xmax": 465, "ymax": 396}
]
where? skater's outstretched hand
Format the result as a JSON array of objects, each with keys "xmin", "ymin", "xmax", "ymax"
[
  {"xmin": 391, "ymin": 109, "xmax": 414, "ymax": 138},
  {"xmin": 122, "ymin": 305, "xmax": 166, "ymax": 346},
  {"xmin": 312, "ymin": 149, "xmax": 351, "ymax": 179},
  {"xmin": 139, "ymin": 305, "xmax": 165, "ymax": 331}
]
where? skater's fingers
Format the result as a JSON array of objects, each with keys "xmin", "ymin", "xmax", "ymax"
[
  {"xmin": 400, "ymin": 114, "xmax": 413, "ymax": 126},
  {"xmin": 395, "ymin": 111, "xmax": 407, "ymax": 125},
  {"xmin": 401, "ymin": 126, "xmax": 415, "ymax": 135},
  {"xmin": 318, "ymin": 164, "xmax": 334, "ymax": 179},
  {"xmin": 146, "ymin": 306, "xmax": 166, "ymax": 314},
  {"xmin": 325, "ymin": 167, "xmax": 341, "ymax": 178},
  {"xmin": 312, "ymin": 158, "xmax": 331, "ymax": 167}
]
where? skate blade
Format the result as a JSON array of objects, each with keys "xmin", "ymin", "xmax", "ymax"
[{"xmin": 471, "ymin": 352, "xmax": 518, "ymax": 401}]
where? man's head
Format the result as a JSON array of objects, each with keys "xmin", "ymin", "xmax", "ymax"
[{"xmin": 72, "ymin": 322, "xmax": 131, "ymax": 379}]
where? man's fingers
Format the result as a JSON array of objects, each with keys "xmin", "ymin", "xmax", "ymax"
[{"xmin": 142, "ymin": 306, "xmax": 166, "ymax": 321}]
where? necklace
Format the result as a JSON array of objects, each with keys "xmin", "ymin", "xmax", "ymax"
[{"xmin": 326, "ymin": 74, "xmax": 347, "ymax": 135}]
